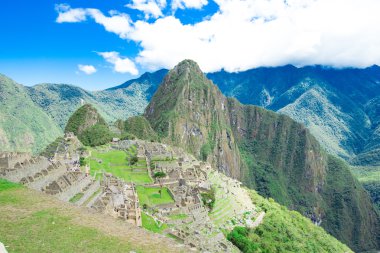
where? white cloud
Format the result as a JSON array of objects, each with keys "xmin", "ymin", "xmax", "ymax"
[
  {"xmin": 56, "ymin": 4, "xmax": 87, "ymax": 23},
  {"xmin": 126, "ymin": 0, "xmax": 166, "ymax": 19},
  {"xmin": 78, "ymin": 64, "xmax": 97, "ymax": 75},
  {"xmin": 86, "ymin": 9, "xmax": 133, "ymax": 39},
  {"xmin": 56, "ymin": 5, "xmax": 132, "ymax": 38},
  {"xmin": 56, "ymin": 0, "xmax": 380, "ymax": 72},
  {"xmin": 172, "ymin": 0, "xmax": 208, "ymax": 10},
  {"xmin": 98, "ymin": 51, "xmax": 139, "ymax": 75}
]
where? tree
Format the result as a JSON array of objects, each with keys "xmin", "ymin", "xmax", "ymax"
[
  {"xmin": 153, "ymin": 172, "xmax": 166, "ymax": 198},
  {"xmin": 154, "ymin": 172, "xmax": 166, "ymax": 178},
  {"xmin": 130, "ymin": 155, "xmax": 138, "ymax": 165}
]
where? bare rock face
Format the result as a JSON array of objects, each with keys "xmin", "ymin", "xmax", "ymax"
[{"xmin": 145, "ymin": 60, "xmax": 380, "ymax": 252}]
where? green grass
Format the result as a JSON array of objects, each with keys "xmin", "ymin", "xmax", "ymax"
[
  {"xmin": 141, "ymin": 212, "xmax": 168, "ymax": 233},
  {"xmin": 0, "ymin": 179, "xmax": 181, "ymax": 253},
  {"xmin": 0, "ymin": 178, "xmax": 21, "ymax": 192},
  {"xmin": 86, "ymin": 147, "xmax": 152, "ymax": 184},
  {"xmin": 69, "ymin": 192, "xmax": 84, "ymax": 203},
  {"xmin": 1, "ymin": 209, "xmax": 141, "ymax": 253},
  {"xmin": 136, "ymin": 186, "xmax": 174, "ymax": 207}
]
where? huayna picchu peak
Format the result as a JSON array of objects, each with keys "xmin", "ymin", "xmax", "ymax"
[{"xmin": 145, "ymin": 60, "xmax": 380, "ymax": 252}]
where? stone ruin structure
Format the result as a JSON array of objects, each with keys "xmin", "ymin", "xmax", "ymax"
[
  {"xmin": 91, "ymin": 173, "xmax": 142, "ymax": 227},
  {"xmin": 0, "ymin": 149, "xmax": 141, "ymax": 228},
  {"xmin": 139, "ymin": 141, "xmax": 237, "ymax": 252},
  {"xmin": 0, "ymin": 138, "xmax": 257, "ymax": 253},
  {"xmin": 0, "ymin": 151, "xmax": 99, "ymax": 203}
]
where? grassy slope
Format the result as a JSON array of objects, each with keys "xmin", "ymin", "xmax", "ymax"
[
  {"xmin": 227, "ymin": 189, "xmax": 353, "ymax": 253},
  {"xmin": 0, "ymin": 179, "xmax": 184, "ymax": 253}
]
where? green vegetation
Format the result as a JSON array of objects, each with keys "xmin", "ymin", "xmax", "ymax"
[
  {"xmin": 65, "ymin": 104, "xmax": 113, "ymax": 147},
  {"xmin": 141, "ymin": 212, "xmax": 168, "ymax": 233},
  {"xmin": 65, "ymin": 104, "xmax": 106, "ymax": 135},
  {"xmin": 136, "ymin": 186, "xmax": 174, "ymax": 207},
  {"xmin": 69, "ymin": 193, "xmax": 84, "ymax": 203},
  {"xmin": 0, "ymin": 178, "xmax": 21, "ymax": 192},
  {"xmin": 85, "ymin": 147, "xmax": 152, "ymax": 184},
  {"xmin": 321, "ymin": 156, "xmax": 380, "ymax": 252},
  {"xmin": 121, "ymin": 116, "xmax": 158, "ymax": 141},
  {"xmin": 200, "ymin": 143, "xmax": 212, "ymax": 161},
  {"xmin": 232, "ymin": 102, "xmax": 380, "ymax": 252},
  {"xmin": 0, "ymin": 74, "xmax": 62, "ymax": 154},
  {"xmin": 351, "ymin": 166, "xmax": 380, "ymax": 210},
  {"xmin": 201, "ymin": 187, "xmax": 216, "ymax": 211},
  {"xmin": 153, "ymin": 172, "xmax": 166, "ymax": 178},
  {"xmin": 80, "ymin": 124, "xmax": 112, "ymax": 147},
  {"xmin": 0, "ymin": 179, "xmax": 179, "ymax": 253},
  {"xmin": 227, "ymin": 190, "xmax": 353, "ymax": 253}
]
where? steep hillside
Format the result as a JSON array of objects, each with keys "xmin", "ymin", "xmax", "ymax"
[
  {"xmin": 145, "ymin": 60, "xmax": 241, "ymax": 178},
  {"xmin": 228, "ymin": 190, "xmax": 352, "ymax": 253},
  {"xmin": 144, "ymin": 60, "xmax": 380, "ymax": 252},
  {"xmin": 65, "ymin": 104, "xmax": 112, "ymax": 146},
  {"xmin": 0, "ymin": 74, "xmax": 62, "ymax": 154},
  {"xmin": 207, "ymin": 66, "xmax": 380, "ymax": 166},
  {"xmin": 119, "ymin": 116, "xmax": 158, "ymax": 141}
]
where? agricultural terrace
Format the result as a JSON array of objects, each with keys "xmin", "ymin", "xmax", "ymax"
[{"xmin": 84, "ymin": 144, "xmax": 152, "ymax": 184}]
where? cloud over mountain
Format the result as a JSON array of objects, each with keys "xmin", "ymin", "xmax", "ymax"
[{"xmin": 56, "ymin": 0, "xmax": 380, "ymax": 72}]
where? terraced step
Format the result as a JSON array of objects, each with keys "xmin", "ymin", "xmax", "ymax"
[
  {"xmin": 85, "ymin": 188, "xmax": 104, "ymax": 208},
  {"xmin": 75, "ymin": 180, "xmax": 101, "ymax": 206},
  {"xmin": 57, "ymin": 176, "xmax": 93, "ymax": 202},
  {"xmin": 4, "ymin": 158, "xmax": 50, "ymax": 182},
  {"xmin": 28, "ymin": 164, "xmax": 67, "ymax": 191}
]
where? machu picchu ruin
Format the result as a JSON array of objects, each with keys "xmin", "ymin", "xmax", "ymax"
[{"xmin": 0, "ymin": 132, "xmax": 263, "ymax": 252}]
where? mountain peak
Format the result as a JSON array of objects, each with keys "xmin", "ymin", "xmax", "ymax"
[{"xmin": 172, "ymin": 59, "xmax": 203, "ymax": 77}]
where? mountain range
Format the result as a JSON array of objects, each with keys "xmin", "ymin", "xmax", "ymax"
[
  {"xmin": 2, "ymin": 65, "xmax": 380, "ymax": 168},
  {"xmin": 1, "ymin": 61, "xmax": 380, "ymax": 251}
]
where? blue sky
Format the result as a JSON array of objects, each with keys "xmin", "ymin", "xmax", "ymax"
[{"xmin": 1, "ymin": 0, "xmax": 380, "ymax": 90}]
